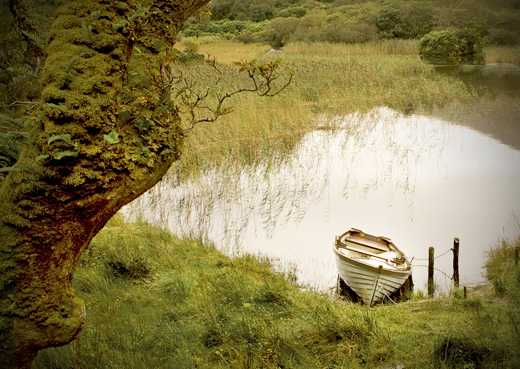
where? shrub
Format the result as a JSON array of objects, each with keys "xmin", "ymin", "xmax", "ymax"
[
  {"xmin": 377, "ymin": 3, "xmax": 435, "ymax": 39},
  {"xmin": 419, "ymin": 27, "xmax": 485, "ymax": 64},
  {"xmin": 291, "ymin": 10, "xmax": 327, "ymax": 43},
  {"xmin": 278, "ymin": 7, "xmax": 307, "ymax": 19},
  {"xmin": 376, "ymin": 8, "xmax": 403, "ymax": 39},
  {"xmin": 178, "ymin": 41, "xmax": 205, "ymax": 63},
  {"xmin": 320, "ymin": 22, "xmax": 378, "ymax": 44},
  {"xmin": 263, "ymin": 17, "xmax": 299, "ymax": 48},
  {"xmin": 235, "ymin": 31, "xmax": 260, "ymax": 44}
]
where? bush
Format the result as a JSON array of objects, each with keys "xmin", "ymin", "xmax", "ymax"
[
  {"xmin": 376, "ymin": 8, "xmax": 403, "ymax": 38},
  {"xmin": 419, "ymin": 27, "xmax": 485, "ymax": 64},
  {"xmin": 278, "ymin": 7, "xmax": 307, "ymax": 18},
  {"xmin": 177, "ymin": 41, "xmax": 205, "ymax": 63},
  {"xmin": 235, "ymin": 31, "xmax": 260, "ymax": 44},
  {"xmin": 376, "ymin": 3, "xmax": 435, "ymax": 39},
  {"xmin": 291, "ymin": 10, "xmax": 327, "ymax": 43},
  {"xmin": 263, "ymin": 17, "xmax": 299, "ymax": 48},
  {"xmin": 320, "ymin": 21, "xmax": 378, "ymax": 44}
]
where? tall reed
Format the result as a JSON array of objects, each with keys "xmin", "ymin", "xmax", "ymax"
[{"xmin": 285, "ymin": 39, "xmax": 420, "ymax": 56}]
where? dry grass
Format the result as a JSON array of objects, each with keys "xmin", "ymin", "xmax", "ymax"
[
  {"xmin": 285, "ymin": 39, "xmax": 420, "ymax": 56},
  {"xmin": 180, "ymin": 39, "xmax": 272, "ymax": 64},
  {"xmin": 485, "ymin": 45, "xmax": 520, "ymax": 65}
]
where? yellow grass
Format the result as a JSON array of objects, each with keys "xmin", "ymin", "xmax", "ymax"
[
  {"xmin": 485, "ymin": 45, "xmax": 520, "ymax": 65},
  {"xmin": 285, "ymin": 39, "xmax": 420, "ymax": 56},
  {"xmin": 179, "ymin": 40, "xmax": 272, "ymax": 64}
]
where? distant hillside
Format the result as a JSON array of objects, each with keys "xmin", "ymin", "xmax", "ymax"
[{"xmin": 181, "ymin": 0, "xmax": 520, "ymax": 47}]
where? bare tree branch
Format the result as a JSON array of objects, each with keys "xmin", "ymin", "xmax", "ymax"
[{"xmin": 181, "ymin": 58, "xmax": 293, "ymax": 135}]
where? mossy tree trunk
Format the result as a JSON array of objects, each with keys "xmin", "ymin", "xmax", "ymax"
[{"xmin": 0, "ymin": 0, "xmax": 209, "ymax": 367}]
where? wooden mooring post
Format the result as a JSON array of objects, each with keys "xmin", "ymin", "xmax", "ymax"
[
  {"xmin": 453, "ymin": 238, "xmax": 459, "ymax": 288},
  {"xmin": 428, "ymin": 246, "xmax": 435, "ymax": 297}
]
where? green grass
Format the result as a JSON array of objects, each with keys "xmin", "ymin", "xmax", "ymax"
[{"xmin": 34, "ymin": 216, "xmax": 520, "ymax": 369}]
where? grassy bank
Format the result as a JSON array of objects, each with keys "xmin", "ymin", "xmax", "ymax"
[
  {"xmin": 176, "ymin": 40, "xmax": 477, "ymax": 177},
  {"xmin": 34, "ymin": 217, "xmax": 520, "ymax": 368}
]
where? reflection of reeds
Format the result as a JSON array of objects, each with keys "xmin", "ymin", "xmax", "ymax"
[{"xmin": 124, "ymin": 109, "xmax": 452, "ymax": 266}]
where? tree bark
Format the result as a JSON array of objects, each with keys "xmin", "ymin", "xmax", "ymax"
[{"xmin": 0, "ymin": 0, "xmax": 209, "ymax": 367}]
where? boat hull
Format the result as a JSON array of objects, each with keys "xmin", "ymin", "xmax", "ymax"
[
  {"xmin": 333, "ymin": 228, "xmax": 412, "ymax": 305},
  {"xmin": 334, "ymin": 249, "xmax": 411, "ymax": 304}
]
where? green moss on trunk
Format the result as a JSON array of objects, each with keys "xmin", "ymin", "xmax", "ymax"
[{"xmin": 0, "ymin": 0, "xmax": 210, "ymax": 367}]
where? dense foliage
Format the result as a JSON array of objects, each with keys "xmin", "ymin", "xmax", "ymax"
[
  {"xmin": 419, "ymin": 26, "xmax": 486, "ymax": 64},
  {"xmin": 181, "ymin": 0, "xmax": 520, "ymax": 48}
]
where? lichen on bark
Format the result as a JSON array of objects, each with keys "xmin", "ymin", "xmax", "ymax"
[{"xmin": 0, "ymin": 1, "xmax": 210, "ymax": 367}]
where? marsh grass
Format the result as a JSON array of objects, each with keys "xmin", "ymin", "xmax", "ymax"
[
  {"xmin": 485, "ymin": 45, "xmax": 520, "ymax": 65},
  {"xmin": 285, "ymin": 39, "xmax": 421, "ymax": 56},
  {"xmin": 181, "ymin": 39, "xmax": 272, "ymax": 64},
  {"xmin": 34, "ymin": 217, "xmax": 520, "ymax": 369},
  {"xmin": 176, "ymin": 40, "xmax": 475, "ymax": 179}
]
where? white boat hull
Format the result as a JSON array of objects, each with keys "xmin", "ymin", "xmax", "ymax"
[
  {"xmin": 333, "ymin": 228, "xmax": 412, "ymax": 305},
  {"xmin": 334, "ymin": 250, "xmax": 410, "ymax": 304}
]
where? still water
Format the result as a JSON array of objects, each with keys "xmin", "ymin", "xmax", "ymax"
[{"xmin": 124, "ymin": 66, "xmax": 520, "ymax": 294}]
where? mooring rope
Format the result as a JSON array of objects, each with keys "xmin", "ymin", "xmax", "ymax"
[{"xmin": 413, "ymin": 248, "xmax": 453, "ymax": 261}]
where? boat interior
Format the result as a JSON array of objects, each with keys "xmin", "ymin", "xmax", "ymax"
[{"xmin": 336, "ymin": 230, "xmax": 408, "ymax": 270}]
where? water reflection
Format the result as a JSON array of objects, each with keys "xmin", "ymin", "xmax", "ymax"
[
  {"xmin": 431, "ymin": 64, "xmax": 520, "ymax": 151},
  {"xmin": 434, "ymin": 64, "xmax": 520, "ymax": 97},
  {"xmin": 124, "ymin": 107, "xmax": 520, "ymax": 293}
]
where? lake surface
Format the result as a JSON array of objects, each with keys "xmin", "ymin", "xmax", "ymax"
[{"xmin": 123, "ymin": 65, "xmax": 520, "ymax": 294}]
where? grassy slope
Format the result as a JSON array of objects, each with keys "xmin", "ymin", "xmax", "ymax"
[{"xmin": 34, "ymin": 216, "xmax": 520, "ymax": 369}]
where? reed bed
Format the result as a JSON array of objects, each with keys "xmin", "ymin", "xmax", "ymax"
[
  {"xmin": 285, "ymin": 39, "xmax": 420, "ymax": 56},
  {"xmin": 183, "ymin": 40, "xmax": 272, "ymax": 64},
  {"xmin": 176, "ymin": 41, "xmax": 474, "ymax": 178},
  {"xmin": 484, "ymin": 45, "xmax": 520, "ymax": 65}
]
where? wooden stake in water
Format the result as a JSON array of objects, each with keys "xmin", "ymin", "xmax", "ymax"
[
  {"xmin": 453, "ymin": 238, "xmax": 459, "ymax": 288},
  {"xmin": 428, "ymin": 246, "xmax": 435, "ymax": 297}
]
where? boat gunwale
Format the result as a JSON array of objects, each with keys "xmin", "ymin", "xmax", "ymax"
[
  {"xmin": 334, "ymin": 228, "xmax": 412, "ymax": 276},
  {"xmin": 333, "ymin": 246, "xmax": 412, "ymax": 276}
]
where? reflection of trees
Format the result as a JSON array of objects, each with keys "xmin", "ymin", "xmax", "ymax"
[
  {"xmin": 124, "ymin": 108, "xmax": 451, "ymax": 250},
  {"xmin": 430, "ymin": 96, "xmax": 520, "ymax": 151},
  {"xmin": 431, "ymin": 66, "xmax": 520, "ymax": 151}
]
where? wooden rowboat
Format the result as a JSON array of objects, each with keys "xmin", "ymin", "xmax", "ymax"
[{"xmin": 333, "ymin": 228, "xmax": 412, "ymax": 305}]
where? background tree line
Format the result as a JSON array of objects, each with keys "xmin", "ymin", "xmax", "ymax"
[{"xmin": 181, "ymin": 0, "xmax": 520, "ymax": 49}]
